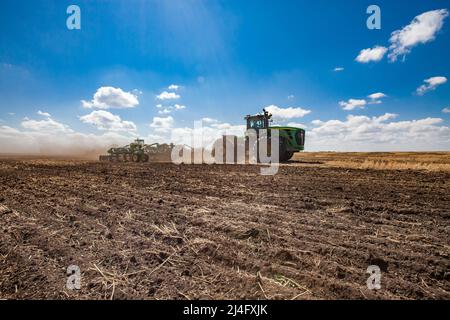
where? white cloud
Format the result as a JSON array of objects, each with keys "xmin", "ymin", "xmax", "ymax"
[
  {"xmin": 339, "ymin": 99, "xmax": 367, "ymax": 111},
  {"xmin": 355, "ymin": 46, "xmax": 388, "ymax": 63},
  {"xmin": 158, "ymin": 108, "xmax": 172, "ymax": 115},
  {"xmin": 147, "ymin": 116, "xmax": 246, "ymax": 148},
  {"xmin": 442, "ymin": 107, "xmax": 450, "ymax": 114},
  {"xmin": 156, "ymin": 104, "xmax": 186, "ymax": 114},
  {"xmin": 168, "ymin": 84, "xmax": 180, "ymax": 90},
  {"xmin": 368, "ymin": 92, "xmax": 387, "ymax": 105},
  {"xmin": 37, "ymin": 110, "xmax": 51, "ymax": 117},
  {"xmin": 21, "ymin": 116, "xmax": 72, "ymax": 133},
  {"xmin": 388, "ymin": 9, "xmax": 449, "ymax": 62},
  {"xmin": 265, "ymin": 105, "xmax": 311, "ymax": 120},
  {"xmin": 156, "ymin": 91, "xmax": 180, "ymax": 100},
  {"xmin": 333, "ymin": 67, "xmax": 344, "ymax": 72},
  {"xmin": 287, "ymin": 122, "xmax": 307, "ymax": 129},
  {"xmin": 82, "ymin": 87, "xmax": 139, "ymax": 109},
  {"xmin": 150, "ymin": 116, "xmax": 174, "ymax": 133},
  {"xmin": 3, "ymin": 111, "xmax": 449, "ymax": 155},
  {"xmin": 201, "ymin": 117, "xmax": 219, "ymax": 124},
  {"xmin": 339, "ymin": 93, "xmax": 387, "ymax": 110},
  {"xmin": 308, "ymin": 113, "xmax": 450, "ymax": 151},
  {"xmin": 368, "ymin": 92, "xmax": 387, "ymax": 100},
  {"xmin": 152, "ymin": 113, "xmax": 450, "ymax": 151},
  {"xmin": 416, "ymin": 76, "xmax": 447, "ymax": 95},
  {"xmin": 79, "ymin": 110, "xmax": 137, "ymax": 132},
  {"xmin": 287, "ymin": 95, "xmax": 295, "ymax": 100},
  {"xmin": 169, "ymin": 123, "xmax": 246, "ymax": 148}
]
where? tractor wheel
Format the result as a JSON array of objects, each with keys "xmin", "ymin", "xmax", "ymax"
[
  {"xmin": 141, "ymin": 154, "xmax": 149, "ymax": 163},
  {"xmin": 132, "ymin": 154, "xmax": 140, "ymax": 162},
  {"xmin": 280, "ymin": 151, "xmax": 294, "ymax": 162},
  {"xmin": 252, "ymin": 136, "xmax": 290, "ymax": 163}
]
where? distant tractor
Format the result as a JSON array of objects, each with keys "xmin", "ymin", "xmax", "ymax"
[
  {"xmin": 245, "ymin": 109, "xmax": 305, "ymax": 162},
  {"xmin": 99, "ymin": 139, "xmax": 174, "ymax": 162}
]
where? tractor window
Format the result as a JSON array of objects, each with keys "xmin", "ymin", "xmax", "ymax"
[{"xmin": 249, "ymin": 119, "xmax": 264, "ymax": 129}]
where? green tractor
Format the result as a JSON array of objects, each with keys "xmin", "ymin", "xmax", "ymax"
[
  {"xmin": 245, "ymin": 109, "xmax": 305, "ymax": 162},
  {"xmin": 213, "ymin": 109, "xmax": 306, "ymax": 163}
]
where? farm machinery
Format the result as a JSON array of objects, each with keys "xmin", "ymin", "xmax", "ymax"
[
  {"xmin": 213, "ymin": 109, "xmax": 306, "ymax": 163},
  {"xmin": 244, "ymin": 109, "xmax": 305, "ymax": 162},
  {"xmin": 99, "ymin": 139, "xmax": 174, "ymax": 162},
  {"xmin": 99, "ymin": 109, "xmax": 305, "ymax": 163}
]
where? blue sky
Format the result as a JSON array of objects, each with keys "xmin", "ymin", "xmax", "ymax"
[{"xmin": 0, "ymin": 0, "xmax": 449, "ymax": 153}]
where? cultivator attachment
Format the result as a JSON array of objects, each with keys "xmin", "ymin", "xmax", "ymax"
[{"xmin": 99, "ymin": 139, "xmax": 174, "ymax": 163}]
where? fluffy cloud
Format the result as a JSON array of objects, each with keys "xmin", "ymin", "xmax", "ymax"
[
  {"xmin": 82, "ymin": 87, "xmax": 139, "ymax": 109},
  {"xmin": 368, "ymin": 92, "xmax": 387, "ymax": 104},
  {"xmin": 308, "ymin": 113, "xmax": 450, "ymax": 151},
  {"xmin": 79, "ymin": 110, "xmax": 137, "ymax": 132},
  {"xmin": 156, "ymin": 91, "xmax": 180, "ymax": 100},
  {"xmin": 416, "ymin": 76, "xmax": 447, "ymax": 95},
  {"xmin": 340, "ymin": 93, "xmax": 387, "ymax": 110},
  {"xmin": 37, "ymin": 110, "xmax": 51, "ymax": 117},
  {"xmin": 150, "ymin": 116, "xmax": 174, "ymax": 132},
  {"xmin": 339, "ymin": 99, "xmax": 367, "ymax": 111},
  {"xmin": 388, "ymin": 9, "xmax": 449, "ymax": 62},
  {"xmin": 146, "ymin": 116, "xmax": 246, "ymax": 148},
  {"xmin": 157, "ymin": 104, "xmax": 186, "ymax": 115},
  {"xmin": 3, "ymin": 112, "xmax": 449, "ymax": 155},
  {"xmin": 169, "ymin": 123, "xmax": 246, "ymax": 148},
  {"xmin": 368, "ymin": 92, "xmax": 387, "ymax": 100},
  {"xmin": 158, "ymin": 108, "xmax": 172, "ymax": 115},
  {"xmin": 355, "ymin": 46, "xmax": 388, "ymax": 63},
  {"xmin": 442, "ymin": 107, "xmax": 450, "ymax": 114},
  {"xmin": 152, "ymin": 113, "xmax": 450, "ymax": 151},
  {"xmin": 21, "ymin": 115, "xmax": 72, "ymax": 133},
  {"xmin": 265, "ymin": 105, "xmax": 311, "ymax": 120},
  {"xmin": 168, "ymin": 84, "xmax": 180, "ymax": 90},
  {"xmin": 201, "ymin": 117, "xmax": 219, "ymax": 124},
  {"xmin": 287, "ymin": 122, "xmax": 307, "ymax": 128}
]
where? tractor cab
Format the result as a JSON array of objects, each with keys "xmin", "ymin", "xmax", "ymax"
[
  {"xmin": 131, "ymin": 139, "xmax": 145, "ymax": 150},
  {"xmin": 245, "ymin": 109, "xmax": 272, "ymax": 130}
]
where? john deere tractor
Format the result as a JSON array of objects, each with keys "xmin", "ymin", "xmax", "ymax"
[
  {"xmin": 245, "ymin": 109, "xmax": 305, "ymax": 162},
  {"xmin": 212, "ymin": 109, "xmax": 305, "ymax": 163}
]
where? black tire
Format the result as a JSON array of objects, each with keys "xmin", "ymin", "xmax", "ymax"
[
  {"xmin": 252, "ymin": 136, "xmax": 289, "ymax": 163},
  {"xmin": 280, "ymin": 151, "xmax": 294, "ymax": 162}
]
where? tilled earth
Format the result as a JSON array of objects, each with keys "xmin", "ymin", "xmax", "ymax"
[{"xmin": 0, "ymin": 159, "xmax": 449, "ymax": 299}]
